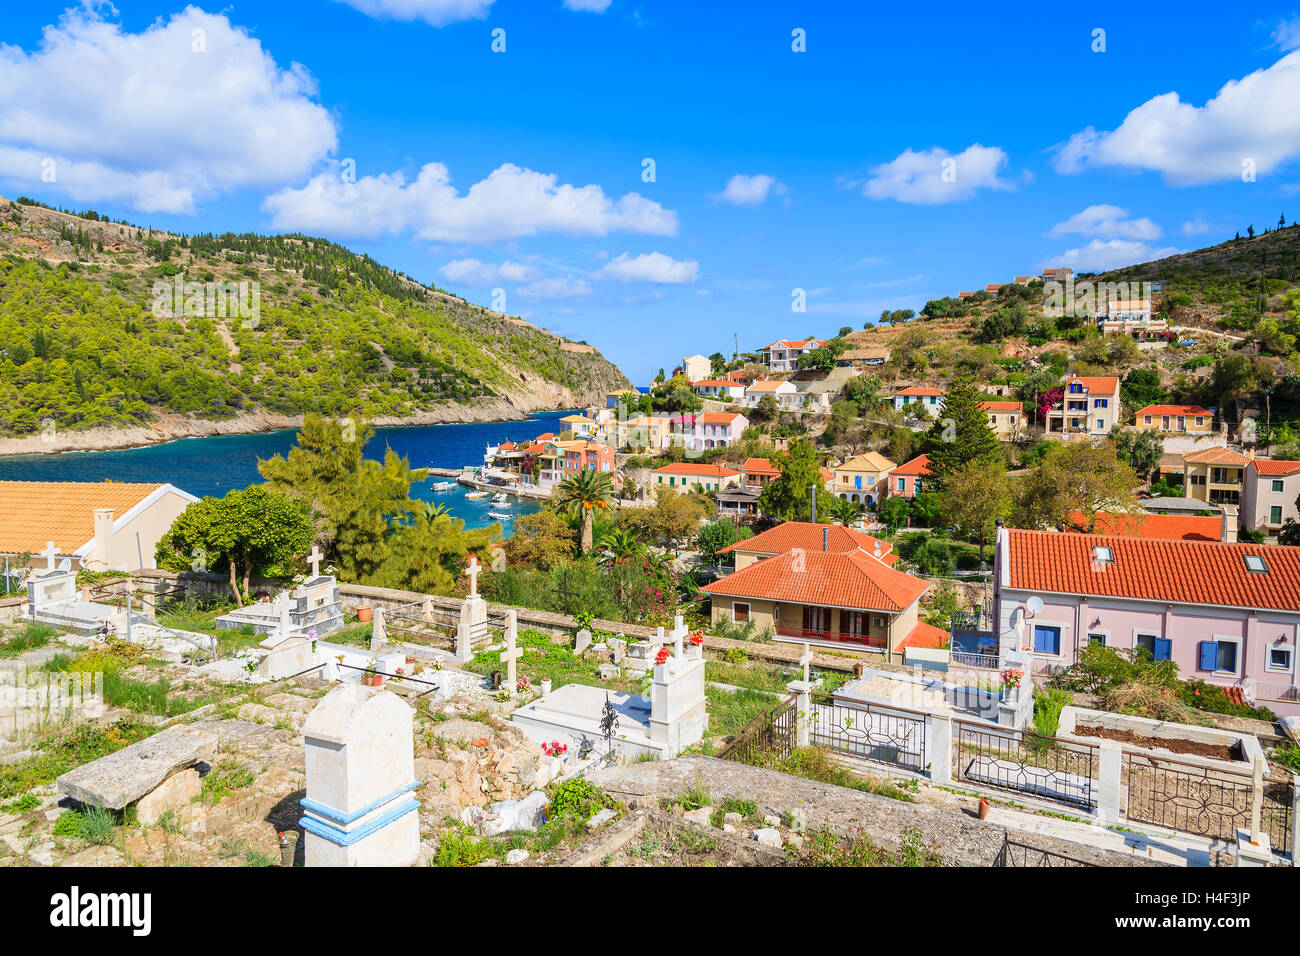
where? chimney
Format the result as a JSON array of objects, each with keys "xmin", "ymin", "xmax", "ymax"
[
  {"xmin": 822, "ymin": 525, "xmax": 829, "ymax": 552},
  {"xmin": 1220, "ymin": 505, "xmax": 1238, "ymax": 544},
  {"xmin": 93, "ymin": 508, "xmax": 114, "ymax": 568}
]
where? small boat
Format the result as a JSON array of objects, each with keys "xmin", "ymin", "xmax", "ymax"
[
  {"xmin": 488, "ymin": 511, "xmax": 513, "ymax": 521},
  {"xmin": 490, "ymin": 492, "xmax": 510, "ymax": 504},
  {"xmin": 431, "ymin": 481, "xmax": 456, "ymax": 492},
  {"xmin": 465, "ymin": 490, "xmax": 489, "ymax": 499}
]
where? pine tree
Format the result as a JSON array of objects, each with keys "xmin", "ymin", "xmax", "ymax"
[{"xmin": 923, "ymin": 379, "xmax": 1002, "ymax": 492}]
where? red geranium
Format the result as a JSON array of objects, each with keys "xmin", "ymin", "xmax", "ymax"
[
  {"xmin": 689, "ymin": 631, "xmax": 704, "ymax": 646},
  {"xmin": 655, "ymin": 647, "xmax": 671, "ymax": 665}
]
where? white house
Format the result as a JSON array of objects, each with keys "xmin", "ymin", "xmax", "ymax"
[
  {"xmin": 681, "ymin": 354, "xmax": 711, "ymax": 381},
  {"xmin": 690, "ymin": 379, "xmax": 746, "ymax": 402},
  {"xmin": 762, "ymin": 339, "xmax": 827, "ymax": 372},
  {"xmin": 745, "ymin": 378, "xmax": 799, "ymax": 410},
  {"xmin": 679, "ymin": 412, "xmax": 749, "ymax": 450},
  {"xmin": 892, "ymin": 387, "xmax": 945, "ymax": 415}
]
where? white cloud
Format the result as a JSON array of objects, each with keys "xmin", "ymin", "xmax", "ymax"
[
  {"xmin": 1047, "ymin": 204, "xmax": 1162, "ymax": 240},
  {"xmin": 1052, "ymin": 51, "xmax": 1300, "ymax": 185},
  {"xmin": 596, "ymin": 252, "xmax": 699, "ymax": 284},
  {"xmin": 332, "ymin": 0, "xmax": 495, "ymax": 26},
  {"xmin": 1181, "ymin": 218, "xmax": 1212, "ymax": 236},
  {"xmin": 264, "ymin": 162, "xmax": 678, "ymax": 243},
  {"xmin": 844, "ymin": 256, "xmax": 888, "ymax": 270},
  {"xmin": 0, "ymin": 6, "xmax": 337, "ymax": 213},
  {"xmin": 1274, "ymin": 16, "xmax": 1300, "ymax": 51},
  {"xmin": 516, "ymin": 276, "xmax": 591, "ymax": 301},
  {"xmin": 713, "ymin": 173, "xmax": 786, "ymax": 206},
  {"xmin": 1043, "ymin": 239, "xmax": 1182, "ymax": 273},
  {"xmin": 563, "ymin": 0, "xmax": 612, "ymax": 11},
  {"xmin": 862, "ymin": 144, "xmax": 1013, "ymax": 204},
  {"xmin": 438, "ymin": 258, "xmax": 541, "ymax": 285}
]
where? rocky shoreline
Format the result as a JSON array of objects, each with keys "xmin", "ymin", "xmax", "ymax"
[{"xmin": 0, "ymin": 395, "xmax": 582, "ymax": 458}]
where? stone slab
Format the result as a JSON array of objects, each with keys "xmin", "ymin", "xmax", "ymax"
[{"xmin": 56, "ymin": 725, "xmax": 218, "ymax": 810}]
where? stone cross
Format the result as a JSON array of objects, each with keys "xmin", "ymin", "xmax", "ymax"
[
  {"xmin": 799, "ymin": 642, "xmax": 813, "ymax": 684},
  {"xmin": 499, "ymin": 610, "xmax": 522, "ymax": 696},
  {"xmin": 276, "ymin": 591, "xmax": 292, "ymax": 636},
  {"xmin": 307, "ymin": 545, "xmax": 324, "ymax": 578},
  {"xmin": 41, "ymin": 540, "xmax": 61, "ymax": 572},
  {"xmin": 466, "ymin": 555, "xmax": 481, "ymax": 597},
  {"xmin": 671, "ymin": 615, "xmax": 687, "ymax": 657}
]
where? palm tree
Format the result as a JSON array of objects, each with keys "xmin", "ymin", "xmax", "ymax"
[
  {"xmin": 828, "ymin": 497, "xmax": 867, "ymax": 528},
  {"xmin": 596, "ymin": 527, "xmax": 643, "ymax": 567},
  {"xmin": 553, "ymin": 470, "xmax": 615, "ymax": 554}
]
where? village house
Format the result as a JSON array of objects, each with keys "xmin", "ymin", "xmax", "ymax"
[
  {"xmin": 835, "ymin": 346, "xmax": 891, "ymax": 368},
  {"xmin": 615, "ymin": 413, "xmax": 672, "ymax": 452},
  {"xmin": 980, "ymin": 400, "xmax": 1026, "ymax": 440},
  {"xmin": 676, "ymin": 411, "xmax": 748, "ymax": 451},
  {"xmin": 1241, "ymin": 458, "xmax": 1300, "ymax": 539},
  {"xmin": 1096, "ymin": 298, "xmax": 1166, "ymax": 337},
  {"xmin": 740, "ymin": 457, "xmax": 781, "ymax": 488},
  {"xmin": 715, "ymin": 485, "xmax": 762, "ymax": 521},
  {"xmin": 1041, "ymin": 267, "xmax": 1074, "ymax": 282},
  {"xmin": 761, "ymin": 339, "xmax": 827, "ymax": 372},
  {"xmin": 892, "ymin": 386, "xmax": 945, "ymax": 415},
  {"xmin": 1063, "ymin": 509, "xmax": 1230, "ymax": 543},
  {"xmin": 561, "ymin": 441, "xmax": 615, "ymax": 475},
  {"xmin": 651, "ymin": 463, "xmax": 742, "ymax": 494},
  {"xmin": 680, "ymin": 354, "xmax": 711, "ymax": 381},
  {"xmin": 0, "ymin": 481, "xmax": 198, "ymax": 572},
  {"xmin": 1181, "ymin": 446, "xmax": 1250, "ymax": 507},
  {"xmin": 887, "ymin": 454, "xmax": 931, "ymax": 500},
  {"xmin": 703, "ymin": 521, "xmax": 941, "ymax": 661},
  {"xmin": 689, "ymin": 378, "xmax": 746, "ymax": 402},
  {"xmin": 556, "ymin": 413, "xmax": 598, "ymax": 439},
  {"xmin": 990, "ymin": 525, "xmax": 1300, "ymax": 716},
  {"xmin": 1045, "ymin": 376, "xmax": 1121, "ymax": 440},
  {"xmin": 1134, "ymin": 404, "xmax": 1214, "ymax": 434},
  {"xmin": 831, "ymin": 451, "xmax": 897, "ymax": 506},
  {"xmin": 744, "ymin": 377, "xmax": 799, "ymax": 410}
]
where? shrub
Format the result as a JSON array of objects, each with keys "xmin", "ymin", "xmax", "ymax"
[{"xmin": 1032, "ymin": 687, "xmax": 1072, "ymax": 737}]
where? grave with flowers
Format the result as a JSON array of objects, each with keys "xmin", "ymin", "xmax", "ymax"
[{"xmin": 508, "ymin": 616, "xmax": 708, "ymax": 761}]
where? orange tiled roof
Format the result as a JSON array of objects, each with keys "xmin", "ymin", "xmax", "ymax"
[
  {"xmin": 651, "ymin": 463, "xmax": 741, "ymax": 477},
  {"xmin": 718, "ymin": 521, "xmax": 891, "ymax": 558},
  {"xmin": 1251, "ymin": 459, "xmax": 1300, "ymax": 476},
  {"xmin": 891, "ymin": 454, "xmax": 931, "ymax": 477},
  {"xmin": 741, "ymin": 457, "xmax": 781, "ymax": 476},
  {"xmin": 746, "ymin": 379, "xmax": 787, "ymax": 392},
  {"xmin": 899, "ymin": 621, "xmax": 950, "ymax": 650},
  {"xmin": 695, "ymin": 412, "xmax": 743, "ymax": 425},
  {"xmin": 702, "ymin": 548, "xmax": 929, "ymax": 613},
  {"xmin": 1065, "ymin": 376, "xmax": 1119, "ymax": 393},
  {"xmin": 896, "ymin": 386, "xmax": 944, "ymax": 396},
  {"xmin": 1003, "ymin": 529, "xmax": 1300, "ymax": 611},
  {"xmin": 690, "ymin": 379, "xmax": 740, "ymax": 388},
  {"xmin": 1065, "ymin": 510, "xmax": 1221, "ymax": 542},
  {"xmin": 1137, "ymin": 404, "xmax": 1212, "ymax": 417},
  {"xmin": 0, "ymin": 481, "xmax": 167, "ymax": 555},
  {"xmin": 980, "ymin": 401, "xmax": 1023, "ymax": 412},
  {"xmin": 1182, "ymin": 446, "xmax": 1249, "ymax": 465}
]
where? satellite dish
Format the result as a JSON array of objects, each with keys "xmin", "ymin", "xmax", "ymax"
[
  {"xmin": 1026, "ymin": 596, "xmax": 1044, "ymax": 615},
  {"xmin": 58, "ymin": 558, "xmax": 72, "ymax": 572}
]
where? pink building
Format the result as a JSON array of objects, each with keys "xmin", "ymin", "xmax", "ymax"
[
  {"xmin": 887, "ymin": 454, "xmax": 931, "ymax": 499},
  {"xmin": 990, "ymin": 526, "xmax": 1300, "ymax": 715},
  {"xmin": 562, "ymin": 441, "xmax": 614, "ymax": 475}
]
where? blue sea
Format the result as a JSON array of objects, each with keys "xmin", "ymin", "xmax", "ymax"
[{"xmin": 0, "ymin": 411, "xmax": 574, "ymax": 529}]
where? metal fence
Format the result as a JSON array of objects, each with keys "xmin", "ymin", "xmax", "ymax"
[
  {"xmin": 716, "ymin": 694, "xmax": 799, "ymax": 765},
  {"xmin": 1122, "ymin": 750, "xmax": 1293, "ymax": 853},
  {"xmin": 995, "ymin": 834, "xmax": 1097, "ymax": 867},
  {"xmin": 810, "ymin": 694, "xmax": 928, "ymax": 772},
  {"xmin": 950, "ymin": 650, "xmax": 1001, "ymax": 670},
  {"xmin": 954, "ymin": 721, "xmax": 1099, "ymax": 810}
]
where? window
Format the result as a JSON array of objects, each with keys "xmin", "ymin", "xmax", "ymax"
[
  {"xmin": 1144, "ymin": 415, "xmax": 1152, "ymax": 425},
  {"xmin": 1244, "ymin": 554, "xmax": 1268, "ymax": 573},
  {"xmin": 1269, "ymin": 647, "xmax": 1293, "ymax": 672},
  {"xmin": 732, "ymin": 602, "xmax": 750, "ymax": 623},
  {"xmin": 1033, "ymin": 625, "xmax": 1061, "ymax": 656},
  {"xmin": 1273, "ymin": 480, "xmax": 1285, "ymax": 493},
  {"xmin": 1198, "ymin": 639, "xmax": 1240, "ymax": 674},
  {"xmin": 1136, "ymin": 633, "xmax": 1171, "ymax": 661},
  {"xmin": 1195, "ymin": 417, "xmax": 1204, "ymax": 426},
  {"xmin": 1096, "ymin": 418, "xmax": 1105, "ymax": 431},
  {"xmin": 1271, "ymin": 506, "xmax": 1284, "ymax": 526},
  {"xmin": 1094, "ymin": 398, "xmax": 1109, "ymax": 408},
  {"xmin": 897, "ymin": 477, "xmax": 905, "ymax": 491},
  {"xmin": 1092, "ymin": 545, "xmax": 1114, "ymax": 564},
  {"xmin": 1087, "ymin": 632, "xmax": 1107, "ymax": 647},
  {"xmin": 873, "ymin": 616, "xmax": 886, "ymax": 628}
]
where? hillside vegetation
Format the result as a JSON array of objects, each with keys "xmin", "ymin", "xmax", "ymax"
[{"xmin": 0, "ymin": 196, "xmax": 632, "ymax": 438}]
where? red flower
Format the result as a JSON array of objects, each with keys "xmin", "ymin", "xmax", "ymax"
[{"xmin": 655, "ymin": 647, "xmax": 671, "ymax": 665}]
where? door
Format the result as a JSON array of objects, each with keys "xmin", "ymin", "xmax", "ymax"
[{"xmin": 802, "ymin": 606, "xmax": 830, "ymax": 638}]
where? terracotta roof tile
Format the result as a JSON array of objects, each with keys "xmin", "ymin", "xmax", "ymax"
[
  {"xmin": 896, "ymin": 386, "xmax": 944, "ymax": 396},
  {"xmin": 899, "ymin": 621, "xmax": 950, "ymax": 650},
  {"xmin": 1065, "ymin": 376, "xmax": 1120, "ymax": 393},
  {"xmin": 1137, "ymin": 404, "xmax": 1212, "ymax": 417},
  {"xmin": 741, "ymin": 457, "xmax": 780, "ymax": 475},
  {"xmin": 702, "ymin": 548, "xmax": 929, "ymax": 613},
  {"xmin": 651, "ymin": 463, "xmax": 741, "ymax": 477},
  {"xmin": 1182, "ymin": 446, "xmax": 1249, "ymax": 465},
  {"xmin": 891, "ymin": 454, "xmax": 931, "ymax": 477},
  {"xmin": 718, "ymin": 521, "xmax": 891, "ymax": 558},
  {"xmin": 1065, "ymin": 510, "xmax": 1221, "ymax": 542},
  {"xmin": 695, "ymin": 412, "xmax": 743, "ymax": 425},
  {"xmin": 1251, "ymin": 459, "xmax": 1300, "ymax": 476},
  {"xmin": 980, "ymin": 401, "xmax": 1023, "ymax": 412},
  {"xmin": 1003, "ymin": 529, "xmax": 1300, "ymax": 611},
  {"xmin": 0, "ymin": 481, "xmax": 168, "ymax": 555}
]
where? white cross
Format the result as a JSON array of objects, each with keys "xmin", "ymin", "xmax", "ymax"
[
  {"xmin": 466, "ymin": 555, "xmax": 481, "ymax": 597},
  {"xmin": 500, "ymin": 610, "xmax": 522, "ymax": 695},
  {"xmin": 41, "ymin": 540, "xmax": 61, "ymax": 571},
  {"xmin": 307, "ymin": 545, "xmax": 324, "ymax": 578},
  {"xmin": 799, "ymin": 642, "xmax": 813, "ymax": 684}
]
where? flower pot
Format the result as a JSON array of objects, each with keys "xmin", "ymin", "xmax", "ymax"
[
  {"xmin": 540, "ymin": 679, "xmax": 552, "ymax": 696},
  {"xmin": 363, "ymin": 673, "xmax": 382, "ymax": 687},
  {"xmin": 356, "ymin": 605, "xmax": 372, "ymax": 623},
  {"xmin": 977, "ymin": 797, "xmax": 991, "ymax": 821}
]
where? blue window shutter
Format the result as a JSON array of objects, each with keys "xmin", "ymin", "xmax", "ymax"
[
  {"xmin": 1198, "ymin": 641, "xmax": 1218, "ymax": 671},
  {"xmin": 1033, "ymin": 626, "xmax": 1060, "ymax": 655},
  {"xmin": 1154, "ymin": 638, "xmax": 1172, "ymax": 662}
]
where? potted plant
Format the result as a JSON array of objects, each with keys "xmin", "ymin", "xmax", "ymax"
[
  {"xmin": 363, "ymin": 658, "xmax": 383, "ymax": 686},
  {"xmin": 356, "ymin": 604, "xmax": 373, "ymax": 624}
]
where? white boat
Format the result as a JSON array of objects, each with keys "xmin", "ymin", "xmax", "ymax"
[
  {"xmin": 465, "ymin": 490, "xmax": 490, "ymax": 499},
  {"xmin": 490, "ymin": 492, "xmax": 510, "ymax": 504},
  {"xmin": 431, "ymin": 481, "xmax": 456, "ymax": 492},
  {"xmin": 488, "ymin": 511, "xmax": 513, "ymax": 520}
]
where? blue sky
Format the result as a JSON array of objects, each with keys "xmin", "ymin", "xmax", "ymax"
[{"xmin": 3, "ymin": 1, "xmax": 1300, "ymax": 383}]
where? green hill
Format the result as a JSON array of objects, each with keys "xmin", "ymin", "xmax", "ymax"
[{"xmin": 0, "ymin": 195, "xmax": 633, "ymax": 440}]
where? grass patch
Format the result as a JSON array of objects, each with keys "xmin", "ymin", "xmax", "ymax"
[
  {"xmin": 705, "ymin": 658, "xmax": 794, "ymax": 693},
  {"xmin": 0, "ymin": 718, "xmax": 156, "ymax": 800},
  {"xmin": 2, "ymin": 794, "xmax": 41, "ymax": 815},
  {"xmin": 0, "ymin": 622, "xmax": 59, "ymax": 658},
  {"xmin": 464, "ymin": 628, "xmax": 642, "ymax": 694},
  {"xmin": 52, "ymin": 804, "xmax": 119, "ymax": 845},
  {"xmin": 751, "ymin": 746, "xmax": 917, "ymax": 803},
  {"xmin": 200, "ymin": 758, "xmax": 254, "ymax": 805},
  {"xmin": 794, "ymin": 826, "xmax": 940, "ymax": 866},
  {"xmin": 704, "ymin": 686, "xmax": 777, "ymax": 741}
]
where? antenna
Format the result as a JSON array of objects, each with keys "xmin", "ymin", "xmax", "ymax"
[{"xmin": 1026, "ymin": 596, "xmax": 1044, "ymax": 615}]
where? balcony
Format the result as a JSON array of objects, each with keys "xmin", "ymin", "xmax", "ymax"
[{"xmin": 774, "ymin": 626, "xmax": 888, "ymax": 651}]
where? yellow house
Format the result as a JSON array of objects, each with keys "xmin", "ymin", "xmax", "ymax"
[
  {"xmin": 980, "ymin": 401, "xmax": 1025, "ymax": 440},
  {"xmin": 557, "ymin": 413, "xmax": 598, "ymax": 439},
  {"xmin": 615, "ymin": 414, "xmax": 672, "ymax": 452},
  {"xmin": 832, "ymin": 452, "xmax": 896, "ymax": 506},
  {"xmin": 1181, "ymin": 446, "xmax": 1249, "ymax": 506},
  {"xmin": 1135, "ymin": 404, "xmax": 1213, "ymax": 434}
]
